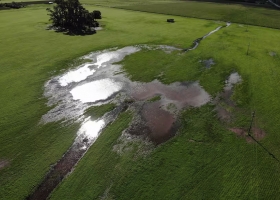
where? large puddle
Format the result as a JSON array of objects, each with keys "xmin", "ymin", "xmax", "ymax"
[
  {"xmin": 30, "ymin": 45, "xmax": 211, "ymax": 200},
  {"xmin": 41, "ymin": 45, "xmax": 211, "ymax": 147},
  {"xmin": 29, "ymin": 22, "xmax": 231, "ymax": 199}
]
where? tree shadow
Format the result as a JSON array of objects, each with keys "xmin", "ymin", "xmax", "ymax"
[{"xmin": 46, "ymin": 25, "xmax": 97, "ymax": 36}]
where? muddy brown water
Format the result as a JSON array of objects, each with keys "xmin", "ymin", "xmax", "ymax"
[
  {"xmin": 30, "ymin": 22, "xmax": 231, "ymax": 199},
  {"xmin": 142, "ymin": 101, "xmax": 176, "ymax": 144},
  {"xmin": 131, "ymin": 81, "xmax": 210, "ymax": 108},
  {"xmin": 129, "ymin": 80, "xmax": 211, "ymax": 144}
]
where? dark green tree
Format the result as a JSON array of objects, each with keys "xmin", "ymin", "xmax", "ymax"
[{"xmin": 46, "ymin": 0, "xmax": 100, "ymax": 34}]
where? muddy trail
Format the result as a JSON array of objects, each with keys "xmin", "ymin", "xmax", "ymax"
[
  {"xmin": 26, "ymin": 104, "xmax": 128, "ymax": 200},
  {"xmin": 28, "ymin": 23, "xmax": 231, "ymax": 200}
]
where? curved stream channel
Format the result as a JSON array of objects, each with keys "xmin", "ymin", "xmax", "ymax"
[{"xmin": 27, "ymin": 23, "xmax": 231, "ymax": 200}]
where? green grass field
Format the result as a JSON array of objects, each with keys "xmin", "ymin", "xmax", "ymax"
[
  {"xmin": 117, "ymin": 1, "xmax": 280, "ymax": 29},
  {"xmin": 1, "ymin": 2, "xmax": 280, "ymax": 200}
]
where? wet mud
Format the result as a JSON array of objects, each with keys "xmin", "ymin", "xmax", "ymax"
[
  {"xmin": 26, "ymin": 144, "xmax": 86, "ymax": 200},
  {"xmin": 27, "ymin": 104, "xmax": 127, "ymax": 200},
  {"xmin": 229, "ymin": 127, "xmax": 266, "ymax": 143}
]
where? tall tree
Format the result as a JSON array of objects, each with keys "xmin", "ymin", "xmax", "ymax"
[{"xmin": 46, "ymin": 0, "xmax": 100, "ymax": 34}]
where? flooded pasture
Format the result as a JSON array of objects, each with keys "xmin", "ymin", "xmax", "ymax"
[
  {"xmin": 31, "ymin": 45, "xmax": 211, "ymax": 199},
  {"xmin": 30, "ymin": 22, "xmax": 233, "ymax": 199}
]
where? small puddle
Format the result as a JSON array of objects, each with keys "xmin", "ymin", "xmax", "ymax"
[
  {"xmin": 200, "ymin": 58, "xmax": 215, "ymax": 69},
  {"xmin": 269, "ymin": 51, "xmax": 277, "ymax": 57},
  {"xmin": 95, "ymin": 27, "xmax": 103, "ymax": 31}
]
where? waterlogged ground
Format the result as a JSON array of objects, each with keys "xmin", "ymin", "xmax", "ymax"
[
  {"xmin": 42, "ymin": 45, "xmax": 211, "ymax": 148},
  {"xmin": 29, "ymin": 39, "xmax": 274, "ymax": 199},
  {"xmin": 28, "ymin": 45, "xmax": 211, "ymax": 199},
  {"xmin": 29, "ymin": 21, "xmax": 273, "ymax": 200}
]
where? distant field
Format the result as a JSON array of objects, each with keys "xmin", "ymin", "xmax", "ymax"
[{"xmin": 117, "ymin": 1, "xmax": 280, "ymax": 29}]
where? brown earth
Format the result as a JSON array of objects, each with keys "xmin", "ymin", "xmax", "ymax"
[{"xmin": 229, "ymin": 127, "xmax": 266, "ymax": 143}]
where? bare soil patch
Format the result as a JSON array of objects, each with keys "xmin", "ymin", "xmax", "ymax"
[
  {"xmin": 0, "ymin": 159, "xmax": 9, "ymax": 170},
  {"xmin": 229, "ymin": 127, "xmax": 266, "ymax": 143}
]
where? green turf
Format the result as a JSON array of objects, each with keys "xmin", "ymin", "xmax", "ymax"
[
  {"xmin": 147, "ymin": 95, "xmax": 161, "ymax": 102},
  {"xmin": 85, "ymin": 104, "xmax": 116, "ymax": 119},
  {"xmin": 1, "ymin": 3, "xmax": 280, "ymax": 200},
  {"xmin": 117, "ymin": 1, "xmax": 280, "ymax": 29}
]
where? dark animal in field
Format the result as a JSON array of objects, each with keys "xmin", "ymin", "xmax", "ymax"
[{"xmin": 167, "ymin": 19, "xmax": 175, "ymax": 23}]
